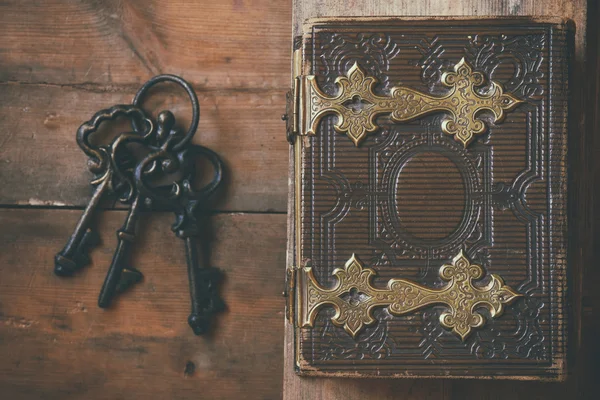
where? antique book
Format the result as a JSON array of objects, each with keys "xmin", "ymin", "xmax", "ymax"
[{"xmin": 285, "ymin": 17, "xmax": 572, "ymax": 380}]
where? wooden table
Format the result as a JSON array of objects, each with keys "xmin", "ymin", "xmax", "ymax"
[
  {"xmin": 0, "ymin": 1, "xmax": 598, "ymax": 399},
  {"xmin": 0, "ymin": 1, "xmax": 289, "ymax": 398}
]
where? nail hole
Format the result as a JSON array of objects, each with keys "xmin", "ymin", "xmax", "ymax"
[{"xmin": 184, "ymin": 361, "xmax": 196, "ymax": 377}]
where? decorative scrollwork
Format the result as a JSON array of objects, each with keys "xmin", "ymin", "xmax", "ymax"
[
  {"xmin": 466, "ymin": 34, "xmax": 546, "ymax": 100},
  {"xmin": 318, "ymin": 32, "xmax": 400, "ymax": 92},
  {"xmin": 301, "ymin": 250, "xmax": 521, "ymax": 340},
  {"xmin": 301, "ymin": 58, "xmax": 523, "ymax": 147}
]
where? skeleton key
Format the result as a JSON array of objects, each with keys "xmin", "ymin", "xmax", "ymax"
[
  {"xmin": 97, "ymin": 111, "xmax": 182, "ymax": 307},
  {"xmin": 97, "ymin": 191, "xmax": 145, "ymax": 308},
  {"xmin": 135, "ymin": 140, "xmax": 225, "ymax": 334},
  {"xmin": 132, "ymin": 74, "xmax": 225, "ymax": 333},
  {"xmin": 55, "ymin": 105, "xmax": 153, "ymax": 277},
  {"xmin": 173, "ymin": 145, "xmax": 225, "ymax": 335},
  {"xmin": 181, "ymin": 234, "xmax": 225, "ymax": 335},
  {"xmin": 97, "ymin": 74, "xmax": 202, "ymax": 307}
]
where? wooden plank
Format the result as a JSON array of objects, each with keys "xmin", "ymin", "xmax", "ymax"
[
  {"xmin": 0, "ymin": 1, "xmax": 291, "ymax": 398},
  {"xmin": 293, "ymin": 0, "xmax": 586, "ymax": 56},
  {"xmin": 0, "ymin": 0, "xmax": 292, "ymax": 213},
  {"xmin": 0, "ymin": 83, "xmax": 289, "ymax": 212},
  {"xmin": 285, "ymin": 0, "xmax": 590, "ymax": 399},
  {"xmin": 0, "ymin": 0, "xmax": 290, "ymax": 90},
  {"xmin": 0, "ymin": 209, "xmax": 286, "ymax": 399}
]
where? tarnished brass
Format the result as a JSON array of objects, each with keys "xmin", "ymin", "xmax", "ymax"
[
  {"xmin": 295, "ymin": 58, "xmax": 523, "ymax": 146},
  {"xmin": 300, "ymin": 250, "xmax": 521, "ymax": 340},
  {"xmin": 285, "ymin": 267, "xmax": 296, "ymax": 324}
]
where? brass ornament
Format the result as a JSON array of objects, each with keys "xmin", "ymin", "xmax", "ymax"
[
  {"xmin": 299, "ymin": 58, "xmax": 523, "ymax": 146},
  {"xmin": 300, "ymin": 250, "xmax": 521, "ymax": 340}
]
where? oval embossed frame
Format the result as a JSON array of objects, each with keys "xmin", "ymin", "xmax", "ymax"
[{"xmin": 382, "ymin": 141, "xmax": 482, "ymax": 254}]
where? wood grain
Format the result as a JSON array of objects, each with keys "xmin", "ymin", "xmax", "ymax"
[
  {"xmin": 0, "ymin": 0, "xmax": 595, "ymax": 398},
  {"xmin": 285, "ymin": 0, "xmax": 593, "ymax": 399},
  {"xmin": 0, "ymin": 0, "xmax": 291, "ymax": 398},
  {"xmin": 0, "ymin": 210, "xmax": 286, "ymax": 399},
  {"xmin": 0, "ymin": 0, "xmax": 291, "ymax": 213},
  {"xmin": 0, "ymin": 83, "xmax": 289, "ymax": 212},
  {"xmin": 0, "ymin": 0, "xmax": 290, "ymax": 90},
  {"xmin": 293, "ymin": 0, "xmax": 586, "ymax": 56}
]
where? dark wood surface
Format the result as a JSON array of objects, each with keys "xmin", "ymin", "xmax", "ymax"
[
  {"xmin": 0, "ymin": 210, "xmax": 286, "ymax": 399},
  {"xmin": 0, "ymin": 0, "xmax": 291, "ymax": 212},
  {"xmin": 0, "ymin": 84, "xmax": 288, "ymax": 211},
  {"xmin": 0, "ymin": 1, "xmax": 290, "ymax": 399},
  {"xmin": 0, "ymin": 0, "xmax": 597, "ymax": 399}
]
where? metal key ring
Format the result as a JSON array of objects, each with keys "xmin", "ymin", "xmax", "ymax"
[
  {"xmin": 186, "ymin": 144, "xmax": 224, "ymax": 199},
  {"xmin": 134, "ymin": 144, "xmax": 223, "ymax": 206},
  {"xmin": 131, "ymin": 74, "xmax": 199, "ymax": 152}
]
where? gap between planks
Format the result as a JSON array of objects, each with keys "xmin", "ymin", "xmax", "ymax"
[
  {"xmin": 0, "ymin": 203, "xmax": 287, "ymax": 215},
  {"xmin": 0, "ymin": 80, "xmax": 288, "ymax": 96}
]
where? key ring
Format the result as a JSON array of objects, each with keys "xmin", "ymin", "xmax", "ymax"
[
  {"xmin": 131, "ymin": 74, "xmax": 199, "ymax": 152},
  {"xmin": 57, "ymin": 73, "xmax": 225, "ymax": 334},
  {"xmin": 133, "ymin": 144, "xmax": 223, "ymax": 209}
]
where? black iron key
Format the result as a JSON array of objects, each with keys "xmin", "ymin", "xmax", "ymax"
[
  {"xmin": 180, "ymin": 230, "xmax": 225, "ymax": 335},
  {"xmin": 136, "ymin": 140, "xmax": 225, "ymax": 334},
  {"xmin": 96, "ymin": 110, "xmax": 181, "ymax": 307},
  {"xmin": 57, "ymin": 73, "xmax": 227, "ymax": 336},
  {"xmin": 172, "ymin": 145, "xmax": 225, "ymax": 335},
  {"xmin": 55, "ymin": 105, "xmax": 152, "ymax": 277},
  {"xmin": 97, "ymin": 192, "xmax": 145, "ymax": 308}
]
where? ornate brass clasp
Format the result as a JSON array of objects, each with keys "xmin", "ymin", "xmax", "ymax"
[
  {"xmin": 299, "ymin": 251, "xmax": 521, "ymax": 340},
  {"xmin": 290, "ymin": 58, "xmax": 523, "ymax": 147}
]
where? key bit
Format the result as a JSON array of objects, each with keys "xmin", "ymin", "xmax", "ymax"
[
  {"xmin": 187, "ymin": 264, "xmax": 226, "ymax": 335},
  {"xmin": 98, "ymin": 194, "xmax": 144, "ymax": 308},
  {"xmin": 55, "ymin": 105, "xmax": 153, "ymax": 277},
  {"xmin": 116, "ymin": 267, "xmax": 144, "ymax": 294},
  {"xmin": 54, "ymin": 228, "xmax": 101, "ymax": 277}
]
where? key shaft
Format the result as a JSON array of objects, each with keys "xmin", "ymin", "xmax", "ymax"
[
  {"xmin": 55, "ymin": 104, "xmax": 152, "ymax": 277},
  {"xmin": 54, "ymin": 170, "xmax": 110, "ymax": 276},
  {"xmin": 98, "ymin": 193, "xmax": 143, "ymax": 308},
  {"xmin": 182, "ymin": 234, "xmax": 224, "ymax": 335}
]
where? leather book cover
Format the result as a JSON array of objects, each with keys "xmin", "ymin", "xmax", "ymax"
[
  {"xmin": 287, "ymin": 18, "xmax": 572, "ymax": 380},
  {"xmin": 285, "ymin": 17, "xmax": 572, "ymax": 380}
]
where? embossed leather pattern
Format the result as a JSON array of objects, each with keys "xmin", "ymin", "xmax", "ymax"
[{"xmin": 292, "ymin": 18, "xmax": 571, "ymax": 379}]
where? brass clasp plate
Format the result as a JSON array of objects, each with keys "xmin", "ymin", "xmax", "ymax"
[
  {"xmin": 299, "ymin": 251, "xmax": 521, "ymax": 341},
  {"xmin": 290, "ymin": 58, "xmax": 523, "ymax": 147}
]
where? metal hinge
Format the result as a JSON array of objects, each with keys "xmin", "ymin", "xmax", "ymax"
[
  {"xmin": 285, "ymin": 56, "xmax": 523, "ymax": 147},
  {"xmin": 300, "ymin": 251, "xmax": 522, "ymax": 341},
  {"xmin": 284, "ymin": 265, "xmax": 297, "ymax": 324},
  {"xmin": 284, "ymin": 49, "xmax": 303, "ymax": 144}
]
